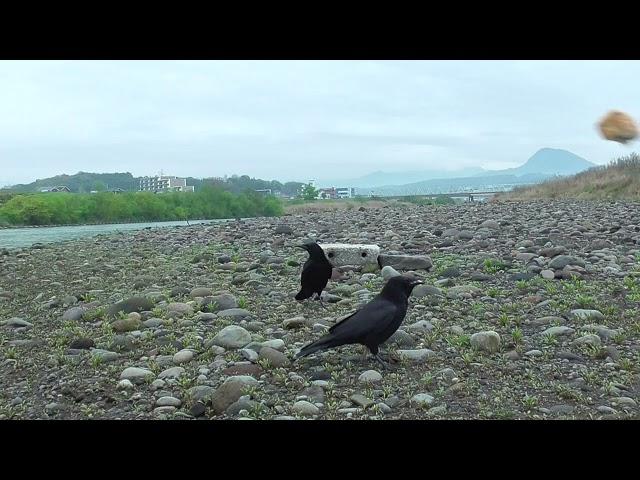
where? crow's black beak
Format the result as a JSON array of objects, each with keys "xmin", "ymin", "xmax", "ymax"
[{"xmin": 411, "ymin": 279, "xmax": 424, "ymax": 286}]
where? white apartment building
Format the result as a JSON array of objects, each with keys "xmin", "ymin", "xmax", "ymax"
[
  {"xmin": 335, "ymin": 187, "xmax": 355, "ymax": 199},
  {"xmin": 139, "ymin": 175, "xmax": 195, "ymax": 193}
]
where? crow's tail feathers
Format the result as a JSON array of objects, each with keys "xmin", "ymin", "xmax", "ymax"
[{"xmin": 295, "ymin": 334, "xmax": 337, "ymax": 360}]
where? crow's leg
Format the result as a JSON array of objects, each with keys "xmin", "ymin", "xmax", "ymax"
[
  {"xmin": 318, "ymin": 296, "xmax": 329, "ymax": 311},
  {"xmin": 368, "ymin": 345, "xmax": 389, "ymax": 369},
  {"xmin": 360, "ymin": 345, "xmax": 369, "ymax": 363},
  {"xmin": 373, "ymin": 353, "xmax": 389, "ymax": 369},
  {"xmin": 313, "ymin": 292, "xmax": 329, "ymax": 311},
  {"xmin": 296, "ymin": 298, "xmax": 308, "ymax": 312}
]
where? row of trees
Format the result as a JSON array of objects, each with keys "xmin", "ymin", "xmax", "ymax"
[
  {"xmin": 0, "ymin": 186, "xmax": 283, "ymax": 226},
  {"xmin": 9, "ymin": 172, "xmax": 138, "ymax": 193},
  {"xmin": 6, "ymin": 172, "xmax": 307, "ymax": 197},
  {"xmin": 186, "ymin": 175, "xmax": 305, "ymax": 196}
]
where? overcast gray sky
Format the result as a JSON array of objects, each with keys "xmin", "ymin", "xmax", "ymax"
[{"xmin": 1, "ymin": 60, "xmax": 638, "ymax": 186}]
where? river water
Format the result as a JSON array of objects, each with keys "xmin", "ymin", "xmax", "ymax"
[{"xmin": 0, "ymin": 219, "xmax": 226, "ymax": 249}]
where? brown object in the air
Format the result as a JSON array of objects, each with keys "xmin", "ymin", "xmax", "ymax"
[{"xmin": 598, "ymin": 110, "xmax": 638, "ymax": 144}]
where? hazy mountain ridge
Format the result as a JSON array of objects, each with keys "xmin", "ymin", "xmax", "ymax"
[
  {"xmin": 356, "ymin": 173, "xmax": 555, "ymax": 196},
  {"xmin": 350, "ymin": 148, "xmax": 595, "ymax": 196},
  {"xmin": 320, "ymin": 148, "xmax": 595, "ymax": 193},
  {"xmin": 317, "ymin": 167, "xmax": 486, "ymax": 188}
]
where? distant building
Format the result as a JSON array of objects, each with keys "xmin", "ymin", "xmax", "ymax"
[
  {"xmin": 315, "ymin": 186, "xmax": 355, "ymax": 200},
  {"xmin": 336, "ymin": 187, "xmax": 355, "ymax": 199},
  {"xmin": 317, "ymin": 187, "xmax": 338, "ymax": 199},
  {"xmin": 139, "ymin": 175, "xmax": 194, "ymax": 193},
  {"xmin": 40, "ymin": 186, "xmax": 71, "ymax": 193},
  {"xmin": 107, "ymin": 187, "xmax": 125, "ymax": 193},
  {"xmin": 255, "ymin": 189, "xmax": 283, "ymax": 197}
]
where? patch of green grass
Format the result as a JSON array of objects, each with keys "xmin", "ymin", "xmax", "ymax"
[
  {"xmin": 237, "ymin": 297, "xmax": 248, "ymax": 309},
  {"xmin": 554, "ymin": 384, "xmax": 583, "ymax": 402},
  {"xmin": 83, "ymin": 306, "xmax": 106, "ymax": 322},
  {"xmin": 600, "ymin": 304, "xmax": 619, "ymax": 318},
  {"xmin": 623, "ymin": 275, "xmax": 639, "ymax": 291},
  {"xmin": 563, "ymin": 278, "xmax": 587, "ymax": 295},
  {"xmin": 271, "ymin": 369, "xmax": 288, "ymax": 385},
  {"xmin": 498, "ymin": 312, "xmax": 511, "ymax": 328},
  {"xmin": 575, "ymin": 294, "xmax": 595, "ymax": 309},
  {"xmin": 86, "ymin": 291, "xmax": 100, "ymax": 302},
  {"xmin": 424, "ymin": 330, "xmax": 441, "ymax": 348},
  {"xmin": 50, "ymin": 332, "xmax": 69, "ymax": 349},
  {"xmin": 4, "ymin": 346, "xmax": 17, "ymax": 360},
  {"xmin": 246, "ymin": 402, "xmax": 268, "ymax": 419},
  {"xmin": 446, "ymin": 334, "xmax": 471, "ymax": 349},
  {"xmin": 89, "ymin": 355, "xmax": 103, "ymax": 368},
  {"xmin": 581, "ymin": 369, "xmax": 599, "ymax": 386},
  {"xmin": 486, "ymin": 287, "xmax": 500, "ymax": 298},
  {"xmin": 460, "ymin": 351, "xmax": 475, "ymax": 365},
  {"xmin": 527, "ymin": 276, "xmax": 546, "ymax": 289},
  {"xmin": 433, "ymin": 255, "xmax": 464, "ymax": 276},
  {"xmin": 602, "ymin": 381, "xmax": 618, "ymax": 396},
  {"xmin": 177, "ymin": 375, "xmax": 196, "ymax": 391},
  {"xmin": 79, "ymin": 404, "xmax": 99, "ymax": 418},
  {"xmin": 581, "ymin": 343, "xmax": 603, "ymax": 359},
  {"xmin": 381, "ymin": 384, "xmax": 394, "ymax": 399},
  {"xmin": 512, "ymin": 327, "xmax": 524, "ymax": 345},
  {"xmin": 257, "ymin": 357, "xmax": 273, "ymax": 370},
  {"xmin": 363, "ymin": 280, "xmax": 376, "ymax": 291},
  {"xmin": 612, "ymin": 332, "xmax": 627, "ymax": 345},
  {"xmin": 618, "ymin": 357, "xmax": 634, "ymax": 372},
  {"xmin": 493, "ymin": 407, "xmax": 516, "ymax": 419},
  {"xmin": 203, "ymin": 301, "xmax": 219, "ymax": 313},
  {"xmin": 0, "ymin": 403, "xmax": 26, "ymax": 420},
  {"xmin": 362, "ymin": 264, "xmax": 379, "ymax": 274},
  {"xmin": 483, "ymin": 259, "xmax": 507, "ymax": 274},
  {"xmin": 242, "ymin": 384, "xmax": 260, "ymax": 399},
  {"xmin": 158, "ymin": 343, "xmax": 180, "ymax": 356},
  {"xmin": 146, "ymin": 359, "xmax": 160, "ymax": 375},
  {"xmin": 421, "ymin": 373, "xmax": 434, "ymax": 387},
  {"xmin": 522, "ymin": 394, "xmax": 539, "ymax": 409},
  {"xmin": 545, "ymin": 281, "xmax": 560, "ymax": 296},
  {"xmin": 471, "ymin": 302, "xmax": 486, "ymax": 316},
  {"xmin": 181, "ymin": 332, "xmax": 201, "ymax": 349}
]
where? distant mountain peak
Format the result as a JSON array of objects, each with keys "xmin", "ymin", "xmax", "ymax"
[
  {"xmin": 479, "ymin": 148, "xmax": 595, "ymax": 177},
  {"xmin": 518, "ymin": 148, "xmax": 594, "ymax": 174}
]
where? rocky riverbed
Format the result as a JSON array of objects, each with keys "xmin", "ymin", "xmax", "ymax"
[{"xmin": 1, "ymin": 200, "xmax": 640, "ymax": 420}]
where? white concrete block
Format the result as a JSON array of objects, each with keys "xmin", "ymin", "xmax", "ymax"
[{"xmin": 319, "ymin": 243, "xmax": 380, "ymax": 267}]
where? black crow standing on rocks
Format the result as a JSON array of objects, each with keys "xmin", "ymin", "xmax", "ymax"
[
  {"xmin": 295, "ymin": 273, "xmax": 424, "ymax": 368},
  {"xmin": 295, "ymin": 241, "xmax": 333, "ymax": 309}
]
